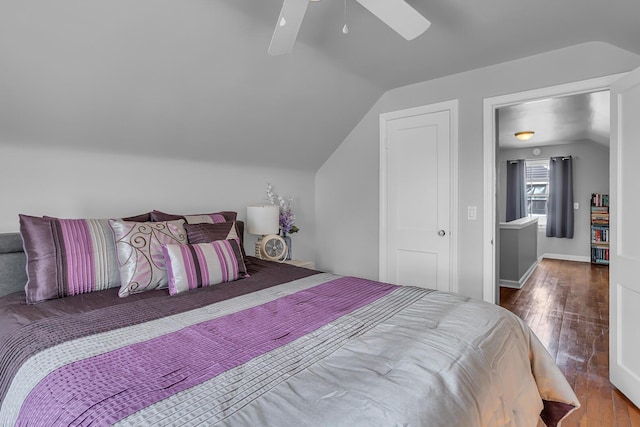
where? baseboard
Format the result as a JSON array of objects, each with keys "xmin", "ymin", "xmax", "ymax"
[
  {"xmin": 499, "ymin": 279, "xmax": 523, "ymax": 289},
  {"xmin": 541, "ymin": 253, "xmax": 590, "ymax": 263},
  {"xmin": 499, "ymin": 259, "xmax": 540, "ymax": 289}
]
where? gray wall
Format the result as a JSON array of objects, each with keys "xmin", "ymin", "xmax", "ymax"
[
  {"xmin": 0, "ymin": 144, "xmax": 316, "ymax": 264},
  {"xmin": 315, "ymin": 41, "xmax": 639, "ymax": 300},
  {"xmin": 498, "ymin": 140, "xmax": 609, "ymax": 261}
]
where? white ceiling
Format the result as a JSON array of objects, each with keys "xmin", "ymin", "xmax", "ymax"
[
  {"xmin": 0, "ymin": 0, "xmax": 639, "ymax": 171},
  {"xmin": 498, "ymin": 90, "xmax": 610, "ymax": 149}
]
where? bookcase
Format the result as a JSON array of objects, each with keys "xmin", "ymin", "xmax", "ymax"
[{"xmin": 590, "ymin": 193, "xmax": 609, "ymax": 265}]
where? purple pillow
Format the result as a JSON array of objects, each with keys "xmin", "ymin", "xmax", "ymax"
[
  {"xmin": 150, "ymin": 210, "xmax": 236, "ymax": 224},
  {"xmin": 123, "ymin": 212, "xmax": 152, "ymax": 222},
  {"xmin": 20, "ymin": 214, "xmax": 121, "ymax": 304},
  {"xmin": 162, "ymin": 239, "xmax": 248, "ymax": 296},
  {"xmin": 184, "ymin": 221, "xmax": 249, "ymax": 263}
]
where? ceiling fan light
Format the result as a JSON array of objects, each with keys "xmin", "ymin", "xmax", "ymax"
[{"xmin": 515, "ymin": 131, "xmax": 535, "ymax": 141}]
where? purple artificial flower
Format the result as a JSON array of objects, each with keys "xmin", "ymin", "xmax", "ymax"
[
  {"xmin": 266, "ymin": 184, "xmax": 300, "ymax": 235},
  {"xmin": 280, "ymin": 208, "xmax": 295, "ymax": 234}
]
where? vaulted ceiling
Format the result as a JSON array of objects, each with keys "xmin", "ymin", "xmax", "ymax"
[{"xmin": 1, "ymin": 0, "xmax": 639, "ymax": 171}]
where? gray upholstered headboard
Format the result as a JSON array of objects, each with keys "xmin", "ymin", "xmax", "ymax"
[{"xmin": 0, "ymin": 233, "xmax": 27, "ymax": 297}]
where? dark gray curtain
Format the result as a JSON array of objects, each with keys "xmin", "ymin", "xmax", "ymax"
[
  {"xmin": 546, "ymin": 156, "xmax": 574, "ymax": 238},
  {"xmin": 506, "ymin": 159, "xmax": 526, "ymax": 221}
]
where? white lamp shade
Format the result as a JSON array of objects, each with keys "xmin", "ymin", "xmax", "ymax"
[{"xmin": 247, "ymin": 205, "xmax": 279, "ymax": 235}]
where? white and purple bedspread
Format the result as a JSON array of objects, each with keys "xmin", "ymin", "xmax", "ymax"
[{"xmin": 0, "ymin": 271, "xmax": 579, "ymax": 426}]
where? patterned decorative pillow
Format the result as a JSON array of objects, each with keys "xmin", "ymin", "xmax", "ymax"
[
  {"xmin": 109, "ymin": 220, "xmax": 187, "ymax": 297},
  {"xmin": 162, "ymin": 239, "xmax": 248, "ymax": 296},
  {"xmin": 20, "ymin": 214, "xmax": 121, "ymax": 304},
  {"xmin": 185, "ymin": 221, "xmax": 250, "ymax": 263},
  {"xmin": 150, "ymin": 210, "xmax": 236, "ymax": 224}
]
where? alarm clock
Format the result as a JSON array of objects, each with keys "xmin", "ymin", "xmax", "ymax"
[{"xmin": 259, "ymin": 234, "xmax": 288, "ymax": 261}]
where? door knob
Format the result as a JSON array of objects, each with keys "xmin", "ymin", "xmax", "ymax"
[{"xmin": 438, "ymin": 230, "xmax": 446, "ymax": 237}]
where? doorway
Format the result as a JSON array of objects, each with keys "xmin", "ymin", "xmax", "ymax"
[{"xmin": 482, "ymin": 74, "xmax": 625, "ymax": 304}]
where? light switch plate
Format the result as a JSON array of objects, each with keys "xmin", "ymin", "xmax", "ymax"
[
  {"xmin": 468, "ymin": 206, "xmax": 477, "ymax": 220},
  {"xmin": 574, "ymin": 202, "xmax": 579, "ymax": 210}
]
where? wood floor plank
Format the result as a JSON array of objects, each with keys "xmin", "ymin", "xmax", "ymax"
[{"xmin": 500, "ymin": 259, "xmax": 640, "ymax": 427}]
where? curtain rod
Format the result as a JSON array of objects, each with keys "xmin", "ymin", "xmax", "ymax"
[
  {"xmin": 505, "ymin": 156, "xmax": 579, "ymax": 164},
  {"xmin": 551, "ymin": 156, "xmax": 576, "ymax": 161}
]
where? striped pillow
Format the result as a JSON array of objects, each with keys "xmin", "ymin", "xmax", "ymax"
[
  {"xmin": 184, "ymin": 221, "xmax": 250, "ymax": 264},
  {"xmin": 162, "ymin": 239, "xmax": 248, "ymax": 296},
  {"xmin": 150, "ymin": 210, "xmax": 236, "ymax": 224},
  {"xmin": 183, "ymin": 221, "xmax": 239, "ymax": 243},
  {"xmin": 20, "ymin": 214, "xmax": 121, "ymax": 304}
]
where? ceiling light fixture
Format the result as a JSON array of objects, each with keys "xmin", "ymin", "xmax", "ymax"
[{"xmin": 515, "ymin": 131, "xmax": 535, "ymax": 141}]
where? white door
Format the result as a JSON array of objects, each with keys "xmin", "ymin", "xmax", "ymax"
[
  {"xmin": 380, "ymin": 102, "xmax": 455, "ymax": 292},
  {"xmin": 610, "ymin": 66, "xmax": 640, "ymax": 408}
]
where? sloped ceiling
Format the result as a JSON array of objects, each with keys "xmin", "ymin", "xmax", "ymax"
[{"xmin": 1, "ymin": 0, "xmax": 639, "ymax": 171}]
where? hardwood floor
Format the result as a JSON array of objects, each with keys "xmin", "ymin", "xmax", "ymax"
[{"xmin": 500, "ymin": 259, "xmax": 640, "ymax": 427}]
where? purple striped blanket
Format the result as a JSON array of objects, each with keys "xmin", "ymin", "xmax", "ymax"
[{"xmin": 15, "ymin": 276, "xmax": 395, "ymax": 425}]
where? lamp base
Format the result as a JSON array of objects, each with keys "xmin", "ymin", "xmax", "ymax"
[{"xmin": 254, "ymin": 236, "xmax": 264, "ymax": 259}]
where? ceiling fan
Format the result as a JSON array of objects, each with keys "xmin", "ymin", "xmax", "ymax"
[{"xmin": 268, "ymin": 0, "xmax": 431, "ymax": 56}]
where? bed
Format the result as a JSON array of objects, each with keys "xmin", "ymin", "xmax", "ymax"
[{"xmin": 0, "ymin": 218, "xmax": 579, "ymax": 426}]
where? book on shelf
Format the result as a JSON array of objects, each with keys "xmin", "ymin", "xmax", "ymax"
[
  {"xmin": 591, "ymin": 247, "xmax": 609, "ymax": 263},
  {"xmin": 591, "ymin": 227, "xmax": 609, "ymax": 243},
  {"xmin": 591, "ymin": 193, "xmax": 609, "ymax": 207}
]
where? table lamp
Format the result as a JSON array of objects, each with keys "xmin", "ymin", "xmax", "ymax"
[{"xmin": 246, "ymin": 205, "xmax": 280, "ymax": 258}]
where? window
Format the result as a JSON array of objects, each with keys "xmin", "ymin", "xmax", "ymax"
[{"xmin": 525, "ymin": 159, "xmax": 550, "ymax": 225}]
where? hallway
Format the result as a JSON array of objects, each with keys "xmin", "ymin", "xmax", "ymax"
[{"xmin": 500, "ymin": 259, "xmax": 640, "ymax": 426}]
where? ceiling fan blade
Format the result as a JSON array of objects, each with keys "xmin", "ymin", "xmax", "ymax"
[
  {"xmin": 268, "ymin": 0, "xmax": 310, "ymax": 56},
  {"xmin": 354, "ymin": 0, "xmax": 430, "ymax": 40}
]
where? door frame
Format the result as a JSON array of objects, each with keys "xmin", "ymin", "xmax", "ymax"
[
  {"xmin": 482, "ymin": 73, "xmax": 627, "ymax": 304},
  {"xmin": 379, "ymin": 99, "xmax": 459, "ymax": 293}
]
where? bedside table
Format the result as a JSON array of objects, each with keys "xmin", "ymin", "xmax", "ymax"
[{"xmin": 284, "ymin": 259, "xmax": 316, "ymax": 270}]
